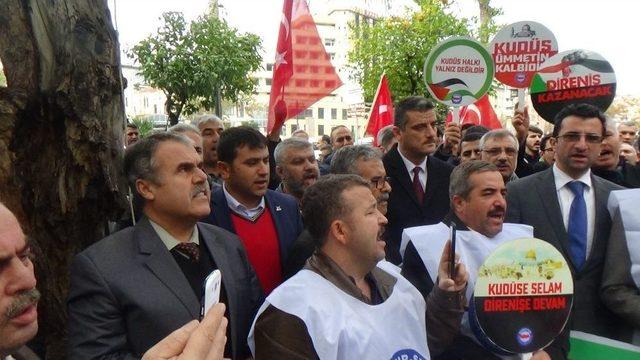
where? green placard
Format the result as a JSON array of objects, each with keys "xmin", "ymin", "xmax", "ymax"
[{"xmin": 569, "ymin": 331, "xmax": 640, "ymax": 360}]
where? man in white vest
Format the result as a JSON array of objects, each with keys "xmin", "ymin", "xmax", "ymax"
[
  {"xmin": 249, "ymin": 174, "xmax": 469, "ymax": 359},
  {"xmin": 401, "ymin": 160, "xmax": 557, "ymax": 360}
]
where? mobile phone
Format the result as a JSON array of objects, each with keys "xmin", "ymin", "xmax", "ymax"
[
  {"xmin": 450, "ymin": 223, "xmax": 457, "ymax": 278},
  {"xmin": 201, "ymin": 269, "xmax": 222, "ymax": 320}
]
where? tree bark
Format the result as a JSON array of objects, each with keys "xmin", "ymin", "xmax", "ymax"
[{"xmin": 0, "ymin": 0, "xmax": 126, "ymax": 358}]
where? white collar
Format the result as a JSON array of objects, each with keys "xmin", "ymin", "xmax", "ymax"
[
  {"xmin": 398, "ymin": 147, "xmax": 427, "ymax": 174},
  {"xmin": 148, "ymin": 219, "xmax": 199, "ymax": 250},
  {"xmin": 552, "ymin": 164, "xmax": 592, "ymax": 191},
  {"xmin": 223, "ymin": 184, "xmax": 265, "ymax": 212}
]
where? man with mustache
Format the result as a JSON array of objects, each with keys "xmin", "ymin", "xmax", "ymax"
[
  {"xmin": 197, "ymin": 115, "xmax": 225, "ymax": 188},
  {"xmin": 400, "ymin": 161, "xmax": 553, "ymax": 359},
  {"xmin": 283, "ymin": 145, "xmax": 392, "ymax": 278},
  {"xmin": 250, "ymin": 175, "xmax": 468, "ymax": 359},
  {"xmin": 273, "ymin": 138, "xmax": 319, "ymax": 204},
  {"xmin": 480, "ymin": 129, "xmax": 519, "ymax": 184},
  {"xmin": 203, "ymin": 127, "xmax": 303, "ymax": 295},
  {"xmin": 592, "ymin": 118, "xmax": 640, "ymax": 188},
  {"xmin": 383, "ymin": 96, "xmax": 454, "ymax": 264},
  {"xmin": 68, "ymin": 132, "xmax": 263, "ymax": 359},
  {"xmin": 0, "ymin": 204, "xmax": 40, "ymax": 360},
  {"xmin": 507, "ymin": 103, "xmax": 630, "ymax": 345}
]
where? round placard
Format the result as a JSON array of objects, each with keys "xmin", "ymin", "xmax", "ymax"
[
  {"xmin": 490, "ymin": 21, "xmax": 558, "ymax": 88},
  {"xmin": 470, "ymin": 238, "xmax": 573, "ymax": 354},
  {"xmin": 424, "ymin": 37, "xmax": 494, "ymax": 107},
  {"xmin": 529, "ymin": 49, "xmax": 616, "ymax": 123}
]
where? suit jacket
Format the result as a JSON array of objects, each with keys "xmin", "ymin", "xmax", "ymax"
[
  {"xmin": 383, "ymin": 146, "xmax": 454, "ymax": 264},
  {"xmin": 67, "ymin": 218, "xmax": 263, "ymax": 360},
  {"xmin": 506, "ymin": 168, "xmax": 629, "ymax": 341},
  {"xmin": 204, "ymin": 188, "xmax": 303, "ymax": 272}
]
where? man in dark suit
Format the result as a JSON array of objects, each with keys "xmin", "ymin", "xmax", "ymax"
[
  {"xmin": 67, "ymin": 132, "xmax": 263, "ymax": 359},
  {"xmin": 383, "ymin": 96, "xmax": 454, "ymax": 264},
  {"xmin": 506, "ymin": 103, "xmax": 629, "ymax": 341},
  {"xmin": 203, "ymin": 127, "xmax": 303, "ymax": 295}
]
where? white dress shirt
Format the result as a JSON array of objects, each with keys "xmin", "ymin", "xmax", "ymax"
[
  {"xmin": 398, "ymin": 148, "xmax": 428, "ymax": 192},
  {"xmin": 223, "ymin": 184, "xmax": 265, "ymax": 221},
  {"xmin": 552, "ymin": 164, "xmax": 595, "ymax": 258}
]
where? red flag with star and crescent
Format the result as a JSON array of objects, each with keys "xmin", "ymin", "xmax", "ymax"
[
  {"xmin": 365, "ymin": 73, "xmax": 394, "ymax": 146},
  {"xmin": 267, "ymin": 0, "xmax": 343, "ymax": 134}
]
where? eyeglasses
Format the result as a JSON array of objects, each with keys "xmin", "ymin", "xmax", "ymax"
[
  {"xmin": 557, "ymin": 133, "xmax": 603, "ymax": 144},
  {"xmin": 542, "ymin": 148, "xmax": 555, "ymax": 153},
  {"xmin": 335, "ymin": 136, "xmax": 353, "ymax": 143},
  {"xmin": 483, "ymin": 147, "xmax": 517, "ymax": 157},
  {"xmin": 370, "ymin": 176, "xmax": 391, "ymax": 190}
]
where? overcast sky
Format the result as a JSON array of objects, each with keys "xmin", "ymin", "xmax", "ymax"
[{"xmin": 110, "ymin": 0, "xmax": 638, "ymax": 96}]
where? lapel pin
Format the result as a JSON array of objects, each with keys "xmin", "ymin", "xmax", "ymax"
[{"xmin": 276, "ymin": 206, "xmax": 282, "ymax": 211}]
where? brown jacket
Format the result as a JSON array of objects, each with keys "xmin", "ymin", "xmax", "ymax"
[{"xmin": 253, "ymin": 251, "xmax": 465, "ymax": 359}]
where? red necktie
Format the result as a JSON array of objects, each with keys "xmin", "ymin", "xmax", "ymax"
[
  {"xmin": 174, "ymin": 242, "xmax": 200, "ymax": 262},
  {"xmin": 412, "ymin": 167, "xmax": 424, "ymax": 205}
]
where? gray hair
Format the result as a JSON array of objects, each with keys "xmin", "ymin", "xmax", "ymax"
[
  {"xmin": 376, "ymin": 125, "xmax": 396, "ymax": 148},
  {"xmin": 479, "ymin": 129, "xmax": 519, "ymax": 150},
  {"xmin": 606, "ymin": 117, "xmax": 618, "ymax": 135},
  {"xmin": 274, "ymin": 138, "xmax": 313, "ymax": 166},
  {"xmin": 449, "ymin": 160, "xmax": 499, "ymax": 202},
  {"xmin": 124, "ymin": 131, "xmax": 192, "ymax": 192},
  {"xmin": 619, "ymin": 120, "xmax": 638, "ymax": 128},
  {"xmin": 169, "ymin": 123, "xmax": 201, "ymax": 136},
  {"xmin": 330, "ymin": 145, "xmax": 382, "ymax": 174},
  {"xmin": 195, "ymin": 114, "xmax": 223, "ymax": 129}
]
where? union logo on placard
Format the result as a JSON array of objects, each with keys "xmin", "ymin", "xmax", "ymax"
[
  {"xmin": 515, "ymin": 73, "xmax": 526, "ymax": 83},
  {"xmin": 390, "ymin": 349, "xmax": 427, "ymax": 360},
  {"xmin": 452, "ymin": 94, "xmax": 462, "ymax": 104},
  {"xmin": 517, "ymin": 328, "xmax": 533, "ymax": 346}
]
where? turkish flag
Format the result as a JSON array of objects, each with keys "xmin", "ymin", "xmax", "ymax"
[
  {"xmin": 446, "ymin": 94, "xmax": 502, "ymax": 129},
  {"xmin": 365, "ymin": 74, "xmax": 394, "ymax": 146},
  {"xmin": 267, "ymin": 0, "xmax": 343, "ymax": 134}
]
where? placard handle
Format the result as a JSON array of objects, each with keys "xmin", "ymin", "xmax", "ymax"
[
  {"xmin": 518, "ymin": 89, "xmax": 525, "ymax": 112},
  {"xmin": 452, "ymin": 106, "xmax": 460, "ymax": 125},
  {"xmin": 521, "ymin": 352, "xmax": 532, "ymax": 360}
]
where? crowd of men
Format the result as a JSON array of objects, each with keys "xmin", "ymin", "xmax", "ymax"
[{"xmin": 2, "ymin": 97, "xmax": 640, "ymax": 360}]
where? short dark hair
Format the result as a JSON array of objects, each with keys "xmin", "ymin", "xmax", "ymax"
[
  {"xmin": 124, "ymin": 132, "xmax": 192, "ymax": 199},
  {"xmin": 465, "ymin": 125, "xmax": 490, "ymax": 136},
  {"xmin": 394, "ymin": 96, "xmax": 435, "ymax": 129},
  {"xmin": 217, "ymin": 126, "xmax": 267, "ymax": 163},
  {"xmin": 126, "ymin": 123, "xmax": 138, "ymax": 130},
  {"xmin": 528, "ymin": 125, "xmax": 543, "ymax": 135},
  {"xmin": 461, "ymin": 131, "xmax": 484, "ymax": 143},
  {"xmin": 449, "ymin": 160, "xmax": 499, "ymax": 202},
  {"xmin": 330, "ymin": 125, "xmax": 350, "ymax": 142},
  {"xmin": 552, "ymin": 103, "xmax": 606, "ymax": 137},
  {"xmin": 302, "ymin": 174, "xmax": 370, "ymax": 247},
  {"xmin": 540, "ymin": 134, "xmax": 552, "ymax": 151}
]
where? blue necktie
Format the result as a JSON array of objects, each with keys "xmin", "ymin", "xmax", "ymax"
[{"xmin": 567, "ymin": 181, "xmax": 587, "ymax": 270}]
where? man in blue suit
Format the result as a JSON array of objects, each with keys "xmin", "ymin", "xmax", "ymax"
[{"xmin": 203, "ymin": 126, "xmax": 303, "ymax": 294}]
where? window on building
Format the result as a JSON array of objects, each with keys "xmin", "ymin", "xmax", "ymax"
[
  {"xmin": 296, "ymin": 36, "xmax": 307, "ymax": 44},
  {"xmin": 331, "ymin": 108, "xmax": 337, "ymax": 120},
  {"xmin": 304, "ymin": 109, "xmax": 313, "ymax": 118},
  {"xmin": 295, "ymin": 79, "xmax": 306, "ymax": 87},
  {"xmin": 324, "ymin": 38, "xmax": 335, "ymax": 46},
  {"xmin": 318, "ymin": 108, "xmax": 325, "ymax": 119},
  {"xmin": 510, "ymin": 89, "xmax": 518, "ymax": 98},
  {"xmin": 329, "ymin": 53, "xmax": 335, "ymax": 60},
  {"xmin": 318, "ymin": 125, "xmax": 324, "ymax": 135},
  {"xmin": 310, "ymin": 51, "xmax": 320, "ymax": 60},
  {"xmin": 266, "ymin": 78, "xmax": 272, "ymax": 86},
  {"xmin": 153, "ymin": 104, "xmax": 158, "ymax": 114},
  {"xmin": 342, "ymin": 109, "xmax": 347, "ymax": 120},
  {"xmin": 266, "ymin": 63, "xmax": 274, "ymax": 71},
  {"xmin": 291, "ymin": 124, "xmax": 298, "ymax": 133},
  {"xmin": 351, "ymin": 125, "xmax": 355, "ymax": 135}
]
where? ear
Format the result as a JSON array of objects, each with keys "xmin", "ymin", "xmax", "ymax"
[
  {"xmin": 136, "ymin": 179, "xmax": 155, "ymax": 201},
  {"xmin": 218, "ymin": 161, "xmax": 231, "ymax": 181},
  {"xmin": 549, "ymin": 137, "xmax": 557, "ymax": 148},
  {"xmin": 328, "ymin": 219, "xmax": 349, "ymax": 246},
  {"xmin": 451, "ymin": 194, "xmax": 466, "ymax": 216},
  {"xmin": 275, "ymin": 165, "xmax": 285, "ymax": 179},
  {"xmin": 392, "ymin": 125, "xmax": 402, "ymax": 140}
]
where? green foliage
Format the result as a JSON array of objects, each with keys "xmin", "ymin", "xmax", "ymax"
[
  {"xmin": 129, "ymin": 12, "xmax": 262, "ymax": 125},
  {"xmin": 349, "ymin": 0, "xmax": 470, "ymax": 106},
  {"xmin": 131, "ymin": 116, "xmax": 155, "ymax": 137}
]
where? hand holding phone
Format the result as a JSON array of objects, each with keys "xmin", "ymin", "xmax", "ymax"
[{"xmin": 201, "ymin": 269, "xmax": 222, "ymax": 320}]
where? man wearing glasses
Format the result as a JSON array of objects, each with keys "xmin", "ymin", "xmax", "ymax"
[
  {"xmin": 506, "ymin": 103, "xmax": 629, "ymax": 347},
  {"xmin": 480, "ymin": 129, "xmax": 520, "ymax": 184}
]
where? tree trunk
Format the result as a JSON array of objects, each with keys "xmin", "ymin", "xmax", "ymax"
[{"xmin": 0, "ymin": 0, "xmax": 126, "ymax": 358}]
